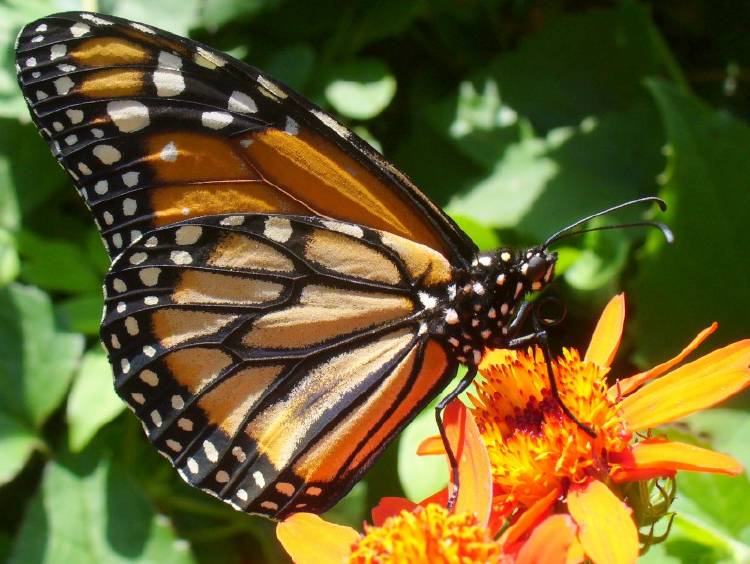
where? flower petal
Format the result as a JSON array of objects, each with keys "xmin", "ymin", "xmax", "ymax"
[
  {"xmin": 584, "ymin": 293, "xmax": 625, "ymax": 368},
  {"xmin": 620, "ymin": 339, "xmax": 750, "ymax": 429},
  {"xmin": 500, "ymin": 486, "xmax": 561, "ymax": 546},
  {"xmin": 419, "ymin": 487, "xmax": 449, "ymax": 508},
  {"xmin": 276, "ymin": 513, "xmax": 359, "ymax": 564},
  {"xmin": 371, "ymin": 497, "xmax": 418, "ymax": 527},
  {"xmin": 610, "ymin": 466, "xmax": 676, "ymax": 483},
  {"xmin": 567, "ymin": 480, "xmax": 639, "ymax": 564},
  {"xmin": 443, "ymin": 399, "xmax": 493, "ymax": 526},
  {"xmin": 416, "ymin": 434, "xmax": 444, "ymax": 456},
  {"xmin": 611, "ymin": 323, "xmax": 718, "ymax": 397},
  {"xmin": 516, "ymin": 514, "xmax": 579, "ymax": 564},
  {"xmin": 615, "ymin": 439, "xmax": 743, "ymax": 476}
]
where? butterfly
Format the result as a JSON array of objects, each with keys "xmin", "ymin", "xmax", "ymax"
[{"xmin": 15, "ymin": 12, "xmax": 669, "ymax": 519}]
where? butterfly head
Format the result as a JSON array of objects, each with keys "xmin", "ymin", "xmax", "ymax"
[{"xmin": 516, "ymin": 247, "xmax": 557, "ymax": 292}]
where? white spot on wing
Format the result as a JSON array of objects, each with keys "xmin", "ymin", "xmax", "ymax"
[
  {"xmin": 175, "ymin": 225, "xmax": 202, "ymax": 245},
  {"xmin": 122, "ymin": 171, "xmax": 139, "ymax": 187},
  {"xmin": 107, "ymin": 100, "xmax": 150, "ymax": 132},
  {"xmin": 253, "ymin": 471, "xmax": 266, "ymax": 488},
  {"xmin": 139, "ymin": 267, "xmax": 161, "ymax": 287},
  {"xmin": 284, "ymin": 117, "xmax": 299, "ymax": 135},
  {"xmin": 53, "ymin": 76, "xmax": 74, "ymax": 95},
  {"xmin": 203, "ymin": 440, "xmax": 219, "ymax": 463},
  {"xmin": 80, "ymin": 13, "xmax": 113, "ymax": 25},
  {"xmin": 160, "ymin": 141, "xmax": 178, "ymax": 162},
  {"xmin": 66, "ymin": 109, "xmax": 83, "ymax": 124},
  {"xmin": 228, "ymin": 91, "xmax": 257, "ymax": 114},
  {"xmin": 131, "ymin": 22, "xmax": 155, "ymax": 34},
  {"xmin": 129, "ymin": 252, "xmax": 147, "ymax": 265},
  {"xmin": 219, "ymin": 215, "xmax": 245, "ymax": 226},
  {"xmin": 263, "ymin": 216, "xmax": 292, "ymax": 243},
  {"xmin": 50, "ymin": 44, "xmax": 66, "ymax": 60},
  {"xmin": 93, "ymin": 144, "xmax": 121, "ymax": 164},
  {"xmin": 320, "ymin": 220, "xmax": 363, "ymax": 238},
  {"xmin": 122, "ymin": 198, "xmax": 137, "ymax": 216},
  {"xmin": 154, "ymin": 51, "xmax": 185, "ymax": 96},
  {"xmin": 311, "ymin": 109, "xmax": 350, "ymax": 138},
  {"xmin": 201, "ymin": 111, "xmax": 233, "ymax": 130},
  {"xmin": 170, "ymin": 250, "xmax": 192, "ymax": 265},
  {"xmin": 166, "ymin": 439, "xmax": 182, "ymax": 452},
  {"xmin": 257, "ymin": 75, "xmax": 287, "ymax": 99},
  {"xmin": 195, "ymin": 46, "xmax": 226, "ymax": 68},
  {"xmin": 187, "ymin": 457, "xmax": 199, "ymax": 474}
]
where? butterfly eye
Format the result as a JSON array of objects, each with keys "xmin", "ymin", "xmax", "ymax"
[{"xmin": 525, "ymin": 255, "xmax": 548, "ymax": 282}]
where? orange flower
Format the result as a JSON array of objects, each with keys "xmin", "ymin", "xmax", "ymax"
[
  {"xmin": 276, "ymin": 402, "xmax": 579, "ymax": 563},
  {"xmin": 463, "ymin": 293, "xmax": 748, "ymax": 563}
]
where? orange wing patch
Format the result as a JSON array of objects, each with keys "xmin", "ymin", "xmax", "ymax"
[{"xmin": 245, "ymin": 126, "xmax": 448, "ymax": 254}]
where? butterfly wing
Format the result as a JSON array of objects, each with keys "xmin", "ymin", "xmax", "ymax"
[
  {"xmin": 103, "ymin": 213, "xmax": 456, "ymax": 517},
  {"xmin": 15, "ymin": 12, "xmax": 476, "ymax": 266}
]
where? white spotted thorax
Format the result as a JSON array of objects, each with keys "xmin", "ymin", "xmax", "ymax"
[{"xmin": 440, "ymin": 247, "xmax": 557, "ymax": 366}]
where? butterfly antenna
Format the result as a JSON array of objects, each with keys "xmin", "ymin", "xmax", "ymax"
[
  {"xmin": 546, "ymin": 221, "xmax": 674, "ymax": 247},
  {"xmin": 542, "ymin": 196, "xmax": 669, "ymax": 249}
]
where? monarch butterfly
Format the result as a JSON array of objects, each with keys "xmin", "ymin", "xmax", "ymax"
[{"xmin": 15, "ymin": 12, "xmax": 670, "ymax": 519}]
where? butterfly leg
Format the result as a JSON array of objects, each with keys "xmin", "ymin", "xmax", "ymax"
[
  {"xmin": 435, "ymin": 366, "xmax": 478, "ymax": 511},
  {"xmin": 506, "ymin": 315, "xmax": 597, "ymax": 438}
]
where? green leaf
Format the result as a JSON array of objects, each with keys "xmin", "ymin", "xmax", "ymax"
[
  {"xmin": 0, "ymin": 286, "xmax": 81, "ymax": 484},
  {"xmin": 109, "ymin": 0, "xmax": 201, "ymax": 37},
  {"xmin": 0, "ymin": 228, "xmax": 19, "ymax": 287},
  {"xmin": 0, "ymin": 411, "xmax": 40, "ymax": 485},
  {"xmin": 485, "ymin": 3, "xmax": 683, "ymax": 130},
  {"xmin": 664, "ymin": 473, "xmax": 750, "ymax": 562},
  {"xmin": 347, "ymin": 0, "xmax": 423, "ymax": 51},
  {"xmin": 0, "ymin": 119, "xmax": 66, "ymax": 217},
  {"xmin": 56, "ymin": 293, "xmax": 103, "ymax": 336},
  {"xmin": 397, "ymin": 370, "xmax": 470, "ymax": 502},
  {"xmin": 10, "ymin": 448, "xmax": 196, "ymax": 563},
  {"xmin": 449, "ymin": 214, "xmax": 500, "ymax": 252},
  {"xmin": 0, "ymin": 284, "xmax": 83, "ymax": 429},
  {"xmin": 67, "ymin": 349, "xmax": 124, "ymax": 452},
  {"xmin": 18, "ymin": 231, "xmax": 100, "ymax": 293},
  {"xmin": 681, "ymin": 409, "xmax": 750, "ymax": 471},
  {"xmin": 265, "ymin": 44, "xmax": 315, "ymax": 91},
  {"xmin": 324, "ymin": 60, "xmax": 396, "ymax": 120},
  {"xmin": 397, "ymin": 403, "xmax": 448, "ymax": 502},
  {"xmin": 630, "ymin": 80, "xmax": 750, "ymax": 364},
  {"xmin": 446, "ymin": 104, "xmax": 663, "ymax": 240},
  {"xmin": 196, "ymin": 0, "xmax": 277, "ymax": 33}
]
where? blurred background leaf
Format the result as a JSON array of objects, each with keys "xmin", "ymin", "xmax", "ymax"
[{"xmin": 1, "ymin": 1, "xmax": 749, "ymax": 562}]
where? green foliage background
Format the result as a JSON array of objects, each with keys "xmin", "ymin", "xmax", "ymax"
[{"xmin": 1, "ymin": 0, "xmax": 749, "ymax": 562}]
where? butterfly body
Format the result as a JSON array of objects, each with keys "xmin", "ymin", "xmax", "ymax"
[{"xmin": 16, "ymin": 12, "xmax": 556, "ymax": 519}]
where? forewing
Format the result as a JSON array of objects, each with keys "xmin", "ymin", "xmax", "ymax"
[
  {"xmin": 15, "ymin": 12, "xmax": 476, "ymax": 265},
  {"xmin": 102, "ymin": 214, "xmax": 457, "ymax": 518}
]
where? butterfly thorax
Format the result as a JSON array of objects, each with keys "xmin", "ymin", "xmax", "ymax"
[{"xmin": 440, "ymin": 247, "xmax": 557, "ymax": 366}]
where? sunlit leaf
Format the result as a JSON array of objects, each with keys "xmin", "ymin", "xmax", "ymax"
[
  {"xmin": 10, "ymin": 448, "xmax": 196, "ymax": 563},
  {"xmin": 631, "ymin": 80, "xmax": 750, "ymax": 363},
  {"xmin": 324, "ymin": 59, "xmax": 396, "ymax": 120},
  {"xmin": 67, "ymin": 349, "xmax": 124, "ymax": 452}
]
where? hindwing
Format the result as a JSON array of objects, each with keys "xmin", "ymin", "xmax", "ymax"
[
  {"xmin": 15, "ymin": 12, "xmax": 476, "ymax": 266},
  {"xmin": 102, "ymin": 214, "xmax": 457, "ymax": 518}
]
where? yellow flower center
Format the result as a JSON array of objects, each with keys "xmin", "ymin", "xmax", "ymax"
[
  {"xmin": 471, "ymin": 348, "xmax": 631, "ymax": 516},
  {"xmin": 348, "ymin": 504, "xmax": 500, "ymax": 563}
]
